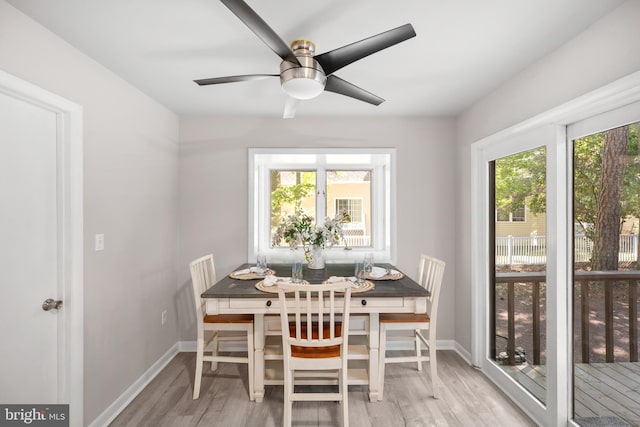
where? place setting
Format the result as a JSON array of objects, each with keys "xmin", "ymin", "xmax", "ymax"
[
  {"xmin": 366, "ymin": 266, "xmax": 404, "ymax": 281},
  {"xmin": 322, "ymin": 275, "xmax": 375, "ymax": 293},
  {"xmin": 321, "ymin": 257, "xmax": 377, "ymax": 293},
  {"xmin": 356, "ymin": 253, "xmax": 404, "ymax": 281},
  {"xmin": 229, "ymin": 253, "xmax": 275, "ymax": 279},
  {"xmin": 255, "ymin": 261, "xmax": 309, "ymax": 293}
]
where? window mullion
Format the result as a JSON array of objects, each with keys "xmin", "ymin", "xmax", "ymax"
[
  {"xmin": 372, "ymin": 163, "xmax": 383, "ymax": 249},
  {"xmin": 258, "ymin": 163, "xmax": 268, "ymax": 256},
  {"xmin": 316, "ymin": 167, "xmax": 327, "ymax": 225}
]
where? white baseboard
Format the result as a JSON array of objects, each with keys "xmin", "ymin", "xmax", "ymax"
[
  {"xmin": 453, "ymin": 341, "xmax": 473, "ymax": 365},
  {"xmin": 178, "ymin": 340, "xmax": 196, "ymax": 352},
  {"xmin": 435, "ymin": 339, "xmax": 456, "ymax": 350},
  {"xmin": 87, "ymin": 343, "xmax": 180, "ymax": 427}
]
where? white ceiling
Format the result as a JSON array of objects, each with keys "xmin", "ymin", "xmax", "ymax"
[{"xmin": 8, "ymin": 0, "xmax": 625, "ymax": 117}]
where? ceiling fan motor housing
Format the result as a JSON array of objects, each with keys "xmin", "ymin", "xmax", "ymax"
[{"xmin": 280, "ymin": 40, "xmax": 326, "ymax": 100}]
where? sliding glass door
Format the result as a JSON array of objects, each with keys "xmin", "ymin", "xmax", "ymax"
[
  {"xmin": 570, "ymin": 118, "xmax": 640, "ymax": 425},
  {"xmin": 473, "ymin": 126, "xmax": 558, "ymax": 424},
  {"xmin": 491, "ymin": 147, "xmax": 547, "ymax": 405},
  {"xmin": 473, "ymin": 82, "xmax": 640, "ymax": 426}
]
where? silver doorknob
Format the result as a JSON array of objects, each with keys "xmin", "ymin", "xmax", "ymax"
[{"xmin": 42, "ymin": 298, "xmax": 63, "ymax": 311}]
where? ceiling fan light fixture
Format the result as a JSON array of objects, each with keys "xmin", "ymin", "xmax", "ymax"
[
  {"xmin": 282, "ymin": 76, "xmax": 325, "ymax": 100},
  {"xmin": 279, "ymin": 46, "xmax": 327, "ymax": 100},
  {"xmin": 198, "ymin": 0, "xmax": 417, "ymax": 116}
]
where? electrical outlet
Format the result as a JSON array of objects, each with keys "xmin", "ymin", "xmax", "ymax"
[{"xmin": 161, "ymin": 310, "xmax": 167, "ymax": 325}]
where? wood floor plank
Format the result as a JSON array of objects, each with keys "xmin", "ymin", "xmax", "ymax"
[{"xmin": 109, "ymin": 351, "xmax": 535, "ymax": 427}]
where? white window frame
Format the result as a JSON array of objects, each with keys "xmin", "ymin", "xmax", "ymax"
[
  {"xmin": 473, "ymin": 125, "xmax": 557, "ymax": 425},
  {"xmin": 249, "ymin": 148, "xmax": 395, "ymax": 263}
]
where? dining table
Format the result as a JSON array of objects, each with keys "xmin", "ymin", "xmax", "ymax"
[{"xmin": 201, "ymin": 262, "xmax": 429, "ymax": 402}]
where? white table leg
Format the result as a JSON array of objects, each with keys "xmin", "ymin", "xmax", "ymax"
[
  {"xmin": 368, "ymin": 312, "xmax": 380, "ymax": 402},
  {"xmin": 254, "ymin": 313, "xmax": 265, "ymax": 402}
]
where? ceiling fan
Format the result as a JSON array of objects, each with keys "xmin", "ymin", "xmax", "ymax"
[{"xmin": 194, "ymin": 0, "xmax": 416, "ymax": 118}]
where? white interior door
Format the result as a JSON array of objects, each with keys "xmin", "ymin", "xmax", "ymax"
[
  {"xmin": 0, "ymin": 71, "xmax": 83, "ymax": 426},
  {"xmin": 0, "ymin": 91, "xmax": 60, "ymax": 402}
]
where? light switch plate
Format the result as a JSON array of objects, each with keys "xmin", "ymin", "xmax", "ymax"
[{"xmin": 95, "ymin": 234, "xmax": 104, "ymax": 251}]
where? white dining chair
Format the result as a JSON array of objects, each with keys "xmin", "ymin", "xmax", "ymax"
[
  {"xmin": 189, "ymin": 254, "xmax": 255, "ymax": 400},
  {"xmin": 378, "ymin": 254, "xmax": 445, "ymax": 399},
  {"xmin": 277, "ymin": 281, "xmax": 352, "ymax": 427}
]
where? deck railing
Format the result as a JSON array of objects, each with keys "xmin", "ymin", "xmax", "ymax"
[
  {"xmin": 574, "ymin": 271, "xmax": 639, "ymax": 363},
  {"xmin": 495, "ymin": 270, "xmax": 640, "ymax": 365}
]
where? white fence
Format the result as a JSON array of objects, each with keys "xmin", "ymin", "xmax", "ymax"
[
  {"xmin": 496, "ymin": 234, "xmax": 639, "ymax": 265},
  {"xmin": 343, "ymin": 235, "xmax": 371, "ymax": 247}
]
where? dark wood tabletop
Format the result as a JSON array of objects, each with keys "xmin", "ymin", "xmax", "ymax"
[{"xmin": 202, "ymin": 263, "xmax": 429, "ymax": 299}]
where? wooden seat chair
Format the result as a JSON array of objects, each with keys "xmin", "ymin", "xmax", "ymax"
[
  {"xmin": 378, "ymin": 254, "xmax": 445, "ymax": 399},
  {"xmin": 189, "ymin": 254, "xmax": 255, "ymax": 400},
  {"xmin": 277, "ymin": 281, "xmax": 352, "ymax": 427}
]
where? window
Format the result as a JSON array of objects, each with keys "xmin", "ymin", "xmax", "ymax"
[
  {"xmin": 334, "ymin": 197, "xmax": 370, "ymax": 247},
  {"xmin": 250, "ymin": 149, "xmax": 395, "ymax": 263},
  {"xmin": 335, "ymin": 198, "xmax": 363, "ymax": 224},
  {"xmin": 270, "ymin": 169, "xmax": 317, "ymax": 232},
  {"xmin": 496, "ymin": 206, "xmax": 526, "ymax": 222},
  {"xmin": 512, "ymin": 206, "xmax": 526, "ymax": 222}
]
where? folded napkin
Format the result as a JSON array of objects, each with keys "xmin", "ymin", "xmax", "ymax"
[
  {"xmin": 327, "ymin": 275, "xmax": 357, "ymax": 283},
  {"xmin": 368, "ymin": 266, "xmax": 387, "ymax": 278},
  {"xmin": 327, "ymin": 276, "xmax": 363, "ymax": 288},
  {"xmin": 368, "ymin": 266, "xmax": 400, "ymax": 278},
  {"xmin": 234, "ymin": 266, "xmax": 263, "ymax": 275},
  {"xmin": 262, "ymin": 275, "xmax": 292, "ymax": 287}
]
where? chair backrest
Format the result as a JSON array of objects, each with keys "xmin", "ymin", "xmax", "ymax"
[
  {"xmin": 277, "ymin": 282, "xmax": 352, "ymax": 360},
  {"xmin": 189, "ymin": 254, "xmax": 217, "ymax": 325},
  {"xmin": 417, "ymin": 254, "xmax": 446, "ymax": 330}
]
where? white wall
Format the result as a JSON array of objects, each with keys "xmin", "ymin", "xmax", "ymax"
[
  {"xmin": 454, "ymin": 0, "xmax": 640, "ymax": 353},
  {"xmin": 0, "ymin": 2, "xmax": 180, "ymax": 424},
  {"xmin": 177, "ymin": 116, "xmax": 456, "ymax": 342}
]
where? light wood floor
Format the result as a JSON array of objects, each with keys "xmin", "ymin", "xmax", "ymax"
[{"xmin": 109, "ymin": 351, "xmax": 535, "ymax": 427}]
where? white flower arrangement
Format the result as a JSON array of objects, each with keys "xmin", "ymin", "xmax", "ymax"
[{"xmin": 272, "ymin": 209, "xmax": 351, "ymax": 262}]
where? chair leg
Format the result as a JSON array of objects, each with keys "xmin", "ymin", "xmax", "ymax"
[
  {"xmin": 283, "ymin": 369, "xmax": 293, "ymax": 427},
  {"xmin": 378, "ymin": 324, "xmax": 387, "ymax": 401},
  {"xmin": 211, "ymin": 331, "xmax": 219, "ymax": 371},
  {"xmin": 430, "ymin": 336, "xmax": 439, "ymax": 399},
  {"xmin": 341, "ymin": 367, "xmax": 349, "ymax": 427},
  {"xmin": 415, "ymin": 329, "xmax": 422, "ymax": 372},
  {"xmin": 193, "ymin": 338, "xmax": 204, "ymax": 399},
  {"xmin": 247, "ymin": 327, "xmax": 255, "ymax": 401}
]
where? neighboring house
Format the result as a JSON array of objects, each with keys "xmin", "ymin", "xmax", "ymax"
[
  {"xmin": 275, "ymin": 171, "xmax": 372, "ymax": 246},
  {"xmin": 495, "ymin": 206, "xmax": 546, "ymax": 238}
]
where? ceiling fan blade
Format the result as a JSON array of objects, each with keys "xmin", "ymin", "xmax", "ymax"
[
  {"xmin": 324, "ymin": 75, "xmax": 384, "ymax": 106},
  {"xmin": 220, "ymin": 0, "xmax": 301, "ymax": 66},
  {"xmin": 314, "ymin": 23, "xmax": 416, "ymax": 75},
  {"xmin": 194, "ymin": 74, "xmax": 278, "ymax": 86},
  {"xmin": 283, "ymin": 96, "xmax": 298, "ymax": 119}
]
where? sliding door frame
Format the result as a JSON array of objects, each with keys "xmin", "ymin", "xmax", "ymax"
[
  {"xmin": 471, "ymin": 70, "xmax": 640, "ymax": 426},
  {"xmin": 473, "ymin": 126, "xmax": 559, "ymax": 424}
]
